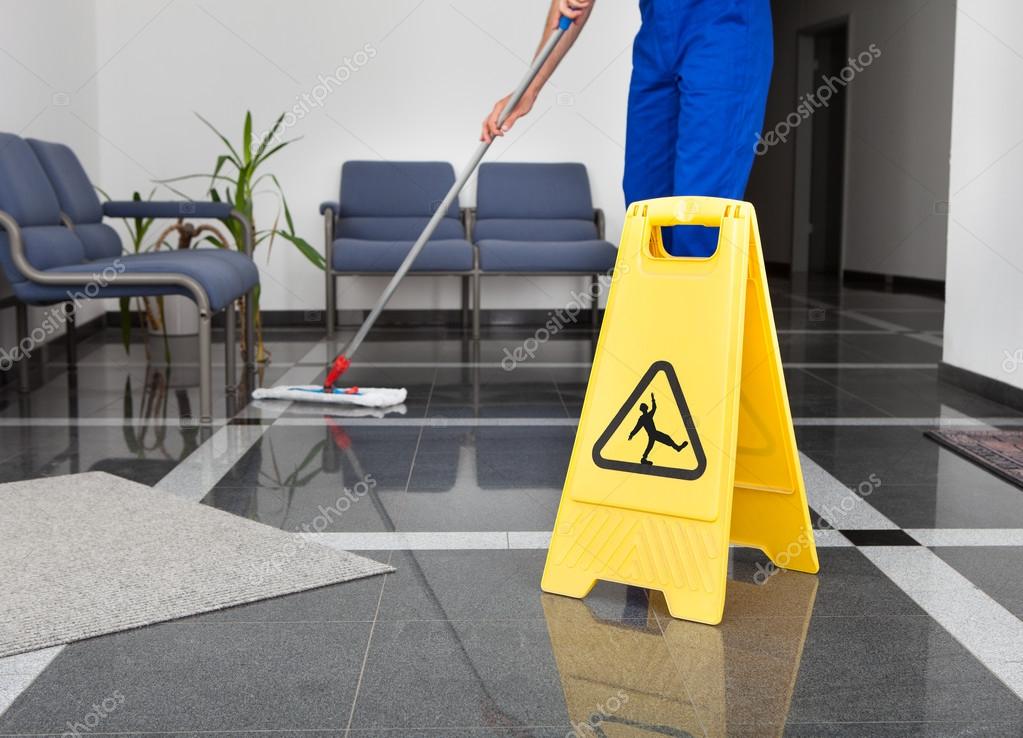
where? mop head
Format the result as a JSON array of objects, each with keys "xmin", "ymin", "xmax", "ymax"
[
  {"xmin": 252, "ymin": 385, "xmax": 407, "ymax": 408},
  {"xmin": 251, "ymin": 399, "xmax": 408, "ymax": 419}
]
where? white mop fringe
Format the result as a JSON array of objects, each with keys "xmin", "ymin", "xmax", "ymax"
[
  {"xmin": 250, "ymin": 400, "xmax": 407, "ymax": 418},
  {"xmin": 252, "ymin": 385, "xmax": 407, "ymax": 408}
]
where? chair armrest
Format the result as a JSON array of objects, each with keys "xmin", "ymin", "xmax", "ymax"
[
  {"xmin": 319, "ymin": 201, "xmax": 340, "ymax": 216},
  {"xmin": 103, "ymin": 201, "xmax": 233, "ymax": 219},
  {"xmin": 594, "ymin": 208, "xmax": 606, "ymax": 240},
  {"xmin": 0, "ymin": 209, "xmax": 212, "ymax": 312},
  {"xmin": 102, "ymin": 201, "xmax": 253, "ymax": 257}
]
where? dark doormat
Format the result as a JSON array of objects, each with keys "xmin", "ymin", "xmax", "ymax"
[{"xmin": 925, "ymin": 430, "xmax": 1023, "ymax": 489}]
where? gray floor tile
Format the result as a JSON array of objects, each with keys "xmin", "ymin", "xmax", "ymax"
[
  {"xmin": 786, "ymin": 615, "xmax": 1023, "ymax": 723},
  {"xmin": 931, "ymin": 546, "xmax": 1023, "ymax": 618},
  {"xmin": 349, "ymin": 619, "xmax": 570, "ymax": 731},
  {"xmin": 0, "ymin": 621, "xmax": 372, "ymax": 733}
]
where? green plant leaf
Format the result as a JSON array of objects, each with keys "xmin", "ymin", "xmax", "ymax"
[
  {"xmin": 242, "ymin": 110, "xmax": 253, "ymax": 165},
  {"xmin": 195, "ymin": 112, "xmax": 242, "ymax": 165},
  {"xmin": 277, "ymin": 231, "xmax": 325, "ymax": 270}
]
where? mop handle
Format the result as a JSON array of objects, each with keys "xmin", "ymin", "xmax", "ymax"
[{"xmin": 337, "ymin": 15, "xmax": 575, "ymax": 365}]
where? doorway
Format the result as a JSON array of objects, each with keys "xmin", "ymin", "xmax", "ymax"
[{"xmin": 792, "ymin": 21, "xmax": 848, "ymax": 276}]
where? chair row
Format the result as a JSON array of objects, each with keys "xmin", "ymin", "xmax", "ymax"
[
  {"xmin": 0, "ymin": 133, "xmax": 258, "ymax": 422},
  {"xmin": 319, "ymin": 161, "xmax": 617, "ymax": 337}
]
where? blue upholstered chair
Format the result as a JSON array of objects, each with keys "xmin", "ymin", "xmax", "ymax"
[
  {"xmin": 472, "ymin": 162, "xmax": 616, "ymax": 336},
  {"xmin": 0, "ymin": 132, "xmax": 258, "ymax": 422},
  {"xmin": 319, "ymin": 161, "xmax": 474, "ymax": 335}
]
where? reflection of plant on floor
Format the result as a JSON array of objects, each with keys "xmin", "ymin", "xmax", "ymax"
[
  {"xmin": 159, "ymin": 111, "xmax": 324, "ymax": 363},
  {"xmin": 120, "ymin": 370, "xmax": 200, "ymax": 460},
  {"xmin": 254, "ymin": 437, "xmax": 328, "ymax": 527}
]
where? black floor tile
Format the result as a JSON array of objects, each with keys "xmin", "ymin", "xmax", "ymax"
[
  {"xmin": 805, "ymin": 367, "xmax": 1021, "ymax": 418},
  {"xmin": 839, "ymin": 529, "xmax": 920, "ymax": 546},
  {"xmin": 397, "ymin": 427, "xmax": 571, "ymax": 530},
  {"xmin": 836, "ymin": 333, "xmax": 943, "ymax": 363}
]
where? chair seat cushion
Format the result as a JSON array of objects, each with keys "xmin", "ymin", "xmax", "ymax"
[
  {"xmin": 332, "ymin": 239, "xmax": 473, "ymax": 272},
  {"xmin": 477, "ymin": 239, "xmax": 617, "ymax": 273},
  {"xmin": 16, "ymin": 251, "xmax": 257, "ymax": 311}
]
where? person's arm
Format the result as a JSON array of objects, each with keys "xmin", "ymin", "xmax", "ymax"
[
  {"xmin": 650, "ymin": 393, "xmax": 656, "ymax": 414},
  {"xmin": 480, "ymin": 0, "xmax": 595, "ymax": 143},
  {"xmin": 628, "ymin": 416, "xmax": 642, "ymax": 440}
]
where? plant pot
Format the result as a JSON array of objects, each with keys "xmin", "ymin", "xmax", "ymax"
[{"xmin": 146, "ymin": 295, "xmax": 199, "ymax": 337}]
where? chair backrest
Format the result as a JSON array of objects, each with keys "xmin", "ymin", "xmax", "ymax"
[
  {"xmin": 473, "ymin": 162, "xmax": 597, "ymax": 242},
  {"xmin": 27, "ymin": 138, "xmax": 122, "ymax": 260},
  {"xmin": 0, "ymin": 133, "xmax": 86, "ymax": 285},
  {"xmin": 336, "ymin": 161, "xmax": 464, "ymax": 241}
]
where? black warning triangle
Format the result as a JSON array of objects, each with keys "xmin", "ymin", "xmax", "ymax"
[{"xmin": 591, "ymin": 360, "xmax": 707, "ymax": 481}]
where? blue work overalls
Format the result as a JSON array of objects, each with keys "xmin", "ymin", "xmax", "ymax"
[{"xmin": 624, "ymin": 0, "xmax": 773, "ymax": 256}]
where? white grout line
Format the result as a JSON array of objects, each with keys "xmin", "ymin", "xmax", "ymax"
[
  {"xmin": 307, "ymin": 531, "xmax": 512, "ymax": 550},
  {"xmin": 860, "ymin": 547, "xmax": 1023, "ymax": 700},
  {"xmin": 5, "ymin": 414, "xmax": 1022, "ymax": 428},
  {"xmin": 907, "ymin": 529, "xmax": 1023, "ymax": 546},
  {"xmin": 267, "ymin": 416, "xmax": 1023, "ymax": 428},
  {"xmin": 288, "ymin": 360, "xmax": 938, "ymax": 370},
  {"xmin": 786, "ymin": 362, "xmax": 937, "ymax": 369},
  {"xmin": 305, "ymin": 529, "xmax": 858, "ymax": 551},
  {"xmin": 800, "ymin": 453, "xmax": 900, "ymax": 530}
]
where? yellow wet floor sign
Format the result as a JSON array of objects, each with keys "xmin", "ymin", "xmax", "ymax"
[{"xmin": 541, "ymin": 196, "xmax": 819, "ymax": 624}]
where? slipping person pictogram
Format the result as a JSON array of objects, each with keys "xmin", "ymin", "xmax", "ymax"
[{"xmin": 627, "ymin": 392, "xmax": 689, "ymax": 465}]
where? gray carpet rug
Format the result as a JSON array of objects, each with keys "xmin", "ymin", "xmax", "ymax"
[{"xmin": 0, "ymin": 472, "xmax": 392, "ymax": 657}]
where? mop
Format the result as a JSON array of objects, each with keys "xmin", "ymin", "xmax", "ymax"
[{"xmin": 254, "ymin": 15, "xmax": 576, "ymax": 408}]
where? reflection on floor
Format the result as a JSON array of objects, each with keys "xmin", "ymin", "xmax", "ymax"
[{"xmin": 2, "ymin": 277, "xmax": 1023, "ymax": 736}]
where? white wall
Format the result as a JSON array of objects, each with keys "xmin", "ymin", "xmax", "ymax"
[
  {"xmin": 943, "ymin": 0, "xmax": 1023, "ymax": 390},
  {"xmin": 88, "ymin": 0, "xmax": 638, "ymax": 314},
  {"xmin": 0, "ymin": 0, "xmax": 104, "ymax": 345},
  {"xmin": 749, "ymin": 0, "xmax": 955, "ymax": 279}
]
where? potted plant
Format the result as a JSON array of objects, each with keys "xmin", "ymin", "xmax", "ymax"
[
  {"xmin": 101, "ymin": 189, "xmax": 177, "ymax": 358},
  {"xmin": 159, "ymin": 111, "xmax": 324, "ymax": 363}
]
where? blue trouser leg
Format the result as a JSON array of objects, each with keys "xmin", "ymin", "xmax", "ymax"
[{"xmin": 624, "ymin": 0, "xmax": 774, "ymax": 257}]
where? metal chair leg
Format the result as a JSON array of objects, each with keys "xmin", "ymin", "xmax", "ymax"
[
  {"xmin": 244, "ymin": 288, "xmax": 255, "ymax": 368},
  {"xmin": 15, "ymin": 303, "xmax": 29, "ymax": 393},
  {"xmin": 461, "ymin": 275, "xmax": 469, "ymax": 330},
  {"xmin": 64, "ymin": 301, "xmax": 77, "ymax": 369},
  {"xmin": 224, "ymin": 301, "xmax": 236, "ymax": 391},
  {"xmin": 472, "ymin": 272, "xmax": 481, "ymax": 340},
  {"xmin": 326, "ymin": 271, "xmax": 336, "ymax": 337},
  {"xmin": 590, "ymin": 274, "xmax": 600, "ymax": 331},
  {"xmin": 198, "ymin": 307, "xmax": 213, "ymax": 424}
]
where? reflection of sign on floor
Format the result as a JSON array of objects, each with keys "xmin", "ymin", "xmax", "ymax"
[
  {"xmin": 541, "ymin": 570, "xmax": 819, "ymax": 738},
  {"xmin": 592, "ymin": 361, "xmax": 707, "ymax": 481}
]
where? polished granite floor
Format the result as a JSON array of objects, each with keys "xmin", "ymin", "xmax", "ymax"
[{"xmin": 2, "ymin": 277, "xmax": 1023, "ymax": 737}]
